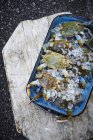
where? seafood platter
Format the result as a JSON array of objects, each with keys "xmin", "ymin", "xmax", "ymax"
[{"xmin": 26, "ymin": 14, "xmax": 93, "ymax": 117}]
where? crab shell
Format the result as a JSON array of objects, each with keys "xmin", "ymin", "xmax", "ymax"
[
  {"xmin": 38, "ymin": 72, "xmax": 61, "ymax": 90},
  {"xmin": 61, "ymin": 21, "xmax": 83, "ymax": 37},
  {"xmin": 42, "ymin": 51, "xmax": 71, "ymax": 69}
]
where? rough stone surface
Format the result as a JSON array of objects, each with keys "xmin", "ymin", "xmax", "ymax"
[{"xmin": 2, "ymin": 12, "xmax": 93, "ymax": 140}]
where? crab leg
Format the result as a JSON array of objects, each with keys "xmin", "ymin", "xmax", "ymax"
[
  {"xmin": 26, "ymin": 88, "xmax": 31, "ymax": 97},
  {"xmin": 56, "ymin": 115, "xmax": 72, "ymax": 123},
  {"xmin": 26, "ymin": 80, "xmax": 40, "ymax": 96},
  {"xmin": 28, "ymin": 92, "xmax": 43, "ymax": 104},
  {"xmin": 37, "ymin": 63, "xmax": 47, "ymax": 71}
]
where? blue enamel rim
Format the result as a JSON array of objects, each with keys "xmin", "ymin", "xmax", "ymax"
[{"xmin": 27, "ymin": 14, "xmax": 93, "ymax": 117}]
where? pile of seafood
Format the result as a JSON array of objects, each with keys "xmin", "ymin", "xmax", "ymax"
[{"xmin": 27, "ymin": 21, "xmax": 93, "ymax": 116}]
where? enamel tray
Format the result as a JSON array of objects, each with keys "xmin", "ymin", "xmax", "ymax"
[{"xmin": 27, "ymin": 14, "xmax": 93, "ymax": 117}]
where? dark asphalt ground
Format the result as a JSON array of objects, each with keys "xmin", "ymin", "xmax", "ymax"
[{"xmin": 0, "ymin": 0, "xmax": 93, "ymax": 140}]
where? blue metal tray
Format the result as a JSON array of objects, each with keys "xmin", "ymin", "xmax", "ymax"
[{"xmin": 27, "ymin": 14, "xmax": 93, "ymax": 117}]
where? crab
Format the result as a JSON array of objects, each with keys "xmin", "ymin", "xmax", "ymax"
[
  {"xmin": 61, "ymin": 21, "xmax": 83, "ymax": 37},
  {"xmin": 48, "ymin": 40, "xmax": 71, "ymax": 54},
  {"xmin": 42, "ymin": 51, "xmax": 71, "ymax": 69},
  {"xmin": 26, "ymin": 72, "xmax": 62, "ymax": 100},
  {"xmin": 38, "ymin": 72, "xmax": 61, "ymax": 91}
]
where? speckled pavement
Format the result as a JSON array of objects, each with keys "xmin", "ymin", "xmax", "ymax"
[{"xmin": 0, "ymin": 0, "xmax": 93, "ymax": 140}]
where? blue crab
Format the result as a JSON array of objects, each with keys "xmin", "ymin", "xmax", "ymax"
[
  {"xmin": 61, "ymin": 21, "xmax": 83, "ymax": 37},
  {"xmin": 42, "ymin": 51, "xmax": 71, "ymax": 69}
]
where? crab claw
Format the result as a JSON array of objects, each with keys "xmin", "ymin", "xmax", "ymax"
[
  {"xmin": 56, "ymin": 79, "xmax": 61, "ymax": 84},
  {"xmin": 30, "ymin": 80, "xmax": 40, "ymax": 86},
  {"xmin": 26, "ymin": 80, "xmax": 40, "ymax": 96},
  {"xmin": 26, "ymin": 88, "xmax": 30, "ymax": 96},
  {"xmin": 36, "ymin": 73, "xmax": 43, "ymax": 79},
  {"xmin": 56, "ymin": 118, "xmax": 68, "ymax": 123},
  {"xmin": 37, "ymin": 63, "xmax": 47, "ymax": 71},
  {"xmin": 79, "ymin": 77, "xmax": 86, "ymax": 89},
  {"xmin": 43, "ymin": 90, "xmax": 50, "ymax": 100}
]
